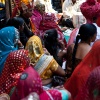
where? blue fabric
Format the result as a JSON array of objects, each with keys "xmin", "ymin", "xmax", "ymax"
[
  {"xmin": 0, "ymin": 26, "xmax": 18, "ymax": 74},
  {"xmin": 59, "ymin": 90, "xmax": 69, "ymax": 100}
]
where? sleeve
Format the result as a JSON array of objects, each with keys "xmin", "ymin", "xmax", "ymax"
[
  {"xmin": 50, "ymin": 59, "xmax": 59, "ymax": 72},
  {"xmin": 59, "ymin": 90, "xmax": 70, "ymax": 100},
  {"xmin": 62, "ymin": 0, "xmax": 71, "ymax": 18}
]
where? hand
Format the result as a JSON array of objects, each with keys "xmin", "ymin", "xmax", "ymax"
[
  {"xmin": 58, "ymin": 40, "xmax": 65, "ymax": 49},
  {"xmin": 54, "ymin": 85, "xmax": 65, "ymax": 90},
  {"xmin": 43, "ymin": 48, "xmax": 50, "ymax": 55},
  {"xmin": 17, "ymin": 40, "xmax": 22, "ymax": 46},
  {"xmin": 17, "ymin": 40, "xmax": 24, "ymax": 49}
]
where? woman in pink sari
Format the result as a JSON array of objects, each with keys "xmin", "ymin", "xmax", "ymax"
[
  {"xmin": 31, "ymin": 4, "xmax": 43, "ymax": 35},
  {"xmin": 31, "ymin": 3, "xmax": 64, "ymax": 40},
  {"xmin": 11, "ymin": 67, "xmax": 71, "ymax": 100}
]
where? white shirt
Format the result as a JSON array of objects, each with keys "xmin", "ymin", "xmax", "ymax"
[
  {"xmin": 62, "ymin": 0, "xmax": 85, "ymax": 19},
  {"xmin": 93, "ymin": 23, "xmax": 100, "ymax": 40}
]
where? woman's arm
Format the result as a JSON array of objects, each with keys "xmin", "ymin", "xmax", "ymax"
[
  {"xmin": 42, "ymin": 78, "xmax": 52, "ymax": 85},
  {"xmin": 54, "ymin": 65, "xmax": 66, "ymax": 77},
  {"xmin": 50, "ymin": 59, "xmax": 66, "ymax": 77}
]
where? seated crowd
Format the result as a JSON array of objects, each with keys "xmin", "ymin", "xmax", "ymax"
[{"xmin": 1, "ymin": 0, "xmax": 100, "ymax": 100}]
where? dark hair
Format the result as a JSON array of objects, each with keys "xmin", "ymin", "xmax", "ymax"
[
  {"xmin": 44, "ymin": 29, "xmax": 63, "ymax": 65},
  {"xmin": 44, "ymin": 29, "xmax": 58, "ymax": 43},
  {"xmin": 6, "ymin": 17, "xmax": 24, "ymax": 29},
  {"xmin": 72, "ymin": 23, "xmax": 97, "ymax": 71}
]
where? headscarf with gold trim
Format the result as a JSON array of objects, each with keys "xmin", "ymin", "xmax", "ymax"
[{"xmin": 25, "ymin": 35, "xmax": 44, "ymax": 63}]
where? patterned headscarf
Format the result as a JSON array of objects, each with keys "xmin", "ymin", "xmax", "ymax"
[
  {"xmin": 0, "ymin": 50, "xmax": 30, "ymax": 94},
  {"xmin": 80, "ymin": 0, "xmax": 100, "ymax": 23},
  {"xmin": 0, "ymin": 27, "xmax": 18, "ymax": 74},
  {"xmin": 25, "ymin": 36, "xmax": 44, "ymax": 63}
]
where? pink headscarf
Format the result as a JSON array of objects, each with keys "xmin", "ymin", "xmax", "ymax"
[
  {"xmin": 11, "ymin": 67, "xmax": 43, "ymax": 100},
  {"xmin": 80, "ymin": 0, "xmax": 100, "ymax": 23}
]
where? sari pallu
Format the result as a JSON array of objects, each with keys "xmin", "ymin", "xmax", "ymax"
[
  {"xmin": 0, "ymin": 27, "xmax": 18, "ymax": 73},
  {"xmin": 75, "ymin": 66, "xmax": 100, "ymax": 100},
  {"xmin": 34, "ymin": 54, "xmax": 53, "ymax": 78},
  {"xmin": 64, "ymin": 40, "xmax": 100, "ymax": 99},
  {"xmin": 30, "ymin": 9, "xmax": 42, "ymax": 35}
]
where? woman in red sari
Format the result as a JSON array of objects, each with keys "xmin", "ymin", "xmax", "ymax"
[
  {"xmin": 75, "ymin": 66, "xmax": 100, "ymax": 100},
  {"xmin": 64, "ymin": 40, "xmax": 100, "ymax": 99},
  {"xmin": 0, "ymin": 50, "xmax": 30, "ymax": 94}
]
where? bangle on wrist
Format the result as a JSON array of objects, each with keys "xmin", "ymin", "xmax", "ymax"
[{"xmin": 19, "ymin": 45, "xmax": 24, "ymax": 49}]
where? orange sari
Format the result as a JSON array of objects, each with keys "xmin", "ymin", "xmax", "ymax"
[{"xmin": 64, "ymin": 40, "xmax": 100, "ymax": 99}]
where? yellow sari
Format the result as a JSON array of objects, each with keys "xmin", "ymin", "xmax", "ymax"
[{"xmin": 25, "ymin": 36, "xmax": 58, "ymax": 79}]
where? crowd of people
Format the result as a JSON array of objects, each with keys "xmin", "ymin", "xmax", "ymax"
[{"xmin": 1, "ymin": 0, "xmax": 100, "ymax": 100}]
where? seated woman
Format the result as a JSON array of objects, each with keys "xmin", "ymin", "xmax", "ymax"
[
  {"xmin": 64, "ymin": 40, "xmax": 100, "ymax": 99},
  {"xmin": 66, "ymin": 23, "xmax": 97, "ymax": 77},
  {"xmin": 0, "ymin": 26, "xmax": 23, "ymax": 73},
  {"xmin": 76, "ymin": 66, "xmax": 100, "ymax": 100},
  {"xmin": 11, "ymin": 67, "xmax": 71, "ymax": 100},
  {"xmin": 11, "ymin": 0, "xmax": 34, "ymax": 46},
  {"xmin": 25, "ymin": 35, "xmax": 66, "ymax": 87},
  {"xmin": 44, "ymin": 29, "xmax": 67, "ymax": 66},
  {"xmin": 6, "ymin": 17, "xmax": 26, "ymax": 47},
  {"xmin": 0, "ymin": 50, "xmax": 30, "ymax": 94},
  {"xmin": 31, "ymin": 3, "xmax": 64, "ymax": 40}
]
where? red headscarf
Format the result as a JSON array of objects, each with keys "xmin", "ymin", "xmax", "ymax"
[
  {"xmin": 11, "ymin": 67, "xmax": 43, "ymax": 100},
  {"xmin": 64, "ymin": 40, "xmax": 100, "ymax": 99},
  {"xmin": 76, "ymin": 66, "xmax": 100, "ymax": 100},
  {"xmin": 80, "ymin": 0, "xmax": 100, "ymax": 23},
  {"xmin": 0, "ymin": 50, "xmax": 30, "ymax": 94}
]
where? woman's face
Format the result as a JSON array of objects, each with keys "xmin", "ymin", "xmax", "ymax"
[
  {"xmin": 23, "ymin": 8, "xmax": 33, "ymax": 18},
  {"xmin": 40, "ymin": 5, "xmax": 45, "ymax": 14},
  {"xmin": 19, "ymin": 23, "xmax": 24, "ymax": 32}
]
